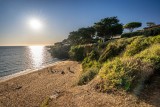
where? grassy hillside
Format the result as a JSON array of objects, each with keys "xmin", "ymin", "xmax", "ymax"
[{"xmin": 72, "ymin": 35, "xmax": 160, "ymax": 95}]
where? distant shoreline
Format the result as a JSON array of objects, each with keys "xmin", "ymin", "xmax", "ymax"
[{"xmin": 0, "ymin": 60, "xmax": 63, "ymax": 83}]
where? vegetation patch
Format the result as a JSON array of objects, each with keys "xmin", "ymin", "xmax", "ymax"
[
  {"xmin": 97, "ymin": 58, "xmax": 153, "ymax": 93},
  {"xmin": 40, "ymin": 97, "xmax": 50, "ymax": 107},
  {"xmin": 78, "ymin": 67, "xmax": 99, "ymax": 85},
  {"xmin": 121, "ymin": 27, "xmax": 160, "ymax": 38},
  {"xmin": 124, "ymin": 36, "xmax": 150, "ymax": 56},
  {"xmin": 135, "ymin": 44, "xmax": 160, "ymax": 70},
  {"xmin": 49, "ymin": 44, "xmax": 70, "ymax": 59},
  {"xmin": 99, "ymin": 38, "xmax": 135, "ymax": 62},
  {"xmin": 121, "ymin": 31, "xmax": 143, "ymax": 38}
]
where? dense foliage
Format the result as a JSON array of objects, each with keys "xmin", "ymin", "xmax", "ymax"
[
  {"xmin": 121, "ymin": 27, "xmax": 160, "ymax": 38},
  {"xmin": 69, "ymin": 45, "xmax": 85, "ymax": 61},
  {"xmin": 97, "ymin": 58, "xmax": 153, "ymax": 93},
  {"xmin": 68, "ymin": 27, "xmax": 95, "ymax": 45},
  {"xmin": 49, "ymin": 43, "xmax": 70, "ymax": 59},
  {"xmin": 121, "ymin": 31, "xmax": 143, "ymax": 38},
  {"xmin": 94, "ymin": 16, "xmax": 123, "ymax": 39},
  {"xmin": 144, "ymin": 27, "xmax": 160, "ymax": 36}
]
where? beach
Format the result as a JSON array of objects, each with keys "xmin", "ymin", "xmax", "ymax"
[{"xmin": 0, "ymin": 61, "xmax": 156, "ymax": 107}]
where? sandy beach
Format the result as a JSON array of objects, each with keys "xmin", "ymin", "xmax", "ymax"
[{"xmin": 0, "ymin": 61, "xmax": 158, "ymax": 107}]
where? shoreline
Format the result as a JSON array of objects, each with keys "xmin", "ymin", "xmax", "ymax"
[
  {"xmin": 0, "ymin": 61, "xmax": 83, "ymax": 107},
  {"xmin": 0, "ymin": 60, "xmax": 63, "ymax": 83}
]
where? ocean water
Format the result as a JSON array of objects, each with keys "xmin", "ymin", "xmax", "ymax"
[{"xmin": 0, "ymin": 46, "xmax": 58, "ymax": 77}]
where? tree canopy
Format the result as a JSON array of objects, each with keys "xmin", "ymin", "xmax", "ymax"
[
  {"xmin": 93, "ymin": 16, "xmax": 123, "ymax": 39},
  {"xmin": 68, "ymin": 27, "xmax": 95, "ymax": 45},
  {"xmin": 124, "ymin": 22, "xmax": 142, "ymax": 32}
]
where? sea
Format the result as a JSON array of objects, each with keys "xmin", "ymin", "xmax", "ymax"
[{"xmin": 0, "ymin": 46, "xmax": 58, "ymax": 77}]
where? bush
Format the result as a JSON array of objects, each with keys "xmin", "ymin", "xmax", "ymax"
[
  {"xmin": 69, "ymin": 45, "xmax": 85, "ymax": 61},
  {"xmin": 99, "ymin": 38, "xmax": 134, "ymax": 62},
  {"xmin": 144, "ymin": 27, "xmax": 160, "ymax": 36},
  {"xmin": 121, "ymin": 27, "xmax": 160, "ymax": 38},
  {"xmin": 82, "ymin": 59, "xmax": 101, "ymax": 71},
  {"xmin": 124, "ymin": 36, "xmax": 150, "ymax": 56},
  {"xmin": 49, "ymin": 45, "xmax": 70, "ymax": 59},
  {"xmin": 121, "ymin": 31, "xmax": 143, "ymax": 38},
  {"xmin": 69, "ymin": 45, "xmax": 93, "ymax": 61},
  {"xmin": 124, "ymin": 35, "xmax": 160, "ymax": 56},
  {"xmin": 78, "ymin": 67, "xmax": 99, "ymax": 85},
  {"xmin": 135, "ymin": 44, "xmax": 160, "ymax": 70},
  {"xmin": 87, "ymin": 50, "xmax": 99, "ymax": 60},
  {"xmin": 97, "ymin": 58, "xmax": 153, "ymax": 93},
  {"xmin": 147, "ymin": 35, "xmax": 160, "ymax": 44}
]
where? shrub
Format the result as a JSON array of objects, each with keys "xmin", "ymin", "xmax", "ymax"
[
  {"xmin": 124, "ymin": 36, "xmax": 150, "ymax": 56},
  {"xmin": 147, "ymin": 34, "xmax": 160, "ymax": 44},
  {"xmin": 99, "ymin": 38, "xmax": 134, "ymax": 62},
  {"xmin": 124, "ymin": 35, "xmax": 160, "ymax": 56},
  {"xmin": 78, "ymin": 67, "xmax": 99, "ymax": 85},
  {"xmin": 82, "ymin": 59, "xmax": 101, "ymax": 71},
  {"xmin": 144, "ymin": 27, "xmax": 160, "ymax": 36},
  {"xmin": 69, "ymin": 45, "xmax": 93, "ymax": 61},
  {"xmin": 135, "ymin": 44, "xmax": 160, "ymax": 70},
  {"xmin": 80, "ymin": 57, "xmax": 101, "ymax": 85},
  {"xmin": 121, "ymin": 31, "xmax": 143, "ymax": 38},
  {"xmin": 121, "ymin": 27, "xmax": 160, "ymax": 38},
  {"xmin": 87, "ymin": 50, "xmax": 99, "ymax": 60},
  {"xmin": 69, "ymin": 45, "xmax": 85, "ymax": 61},
  {"xmin": 97, "ymin": 58, "xmax": 153, "ymax": 93},
  {"xmin": 49, "ymin": 45, "xmax": 70, "ymax": 59}
]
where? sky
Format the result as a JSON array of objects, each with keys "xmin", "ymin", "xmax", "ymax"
[{"xmin": 0, "ymin": 0, "xmax": 160, "ymax": 46}]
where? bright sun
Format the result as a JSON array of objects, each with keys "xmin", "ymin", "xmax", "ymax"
[{"xmin": 29, "ymin": 18, "xmax": 43, "ymax": 30}]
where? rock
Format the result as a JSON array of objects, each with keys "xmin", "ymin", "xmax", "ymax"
[
  {"xmin": 61, "ymin": 71, "xmax": 65, "ymax": 74},
  {"xmin": 14, "ymin": 85, "xmax": 22, "ymax": 90},
  {"xmin": 49, "ymin": 91, "xmax": 60, "ymax": 99},
  {"xmin": 68, "ymin": 67, "xmax": 74, "ymax": 73},
  {"xmin": 69, "ymin": 70, "xmax": 74, "ymax": 73},
  {"xmin": 51, "ymin": 69, "xmax": 55, "ymax": 73}
]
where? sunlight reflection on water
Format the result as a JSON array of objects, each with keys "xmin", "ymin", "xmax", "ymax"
[
  {"xmin": 28, "ymin": 46, "xmax": 44, "ymax": 68},
  {"xmin": 0, "ymin": 46, "xmax": 58, "ymax": 77}
]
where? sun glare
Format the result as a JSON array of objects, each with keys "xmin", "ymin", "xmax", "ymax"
[
  {"xmin": 29, "ymin": 46, "xmax": 44, "ymax": 67},
  {"xmin": 28, "ymin": 18, "xmax": 43, "ymax": 30}
]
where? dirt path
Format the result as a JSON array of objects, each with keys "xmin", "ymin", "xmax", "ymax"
[{"xmin": 0, "ymin": 61, "xmax": 159, "ymax": 107}]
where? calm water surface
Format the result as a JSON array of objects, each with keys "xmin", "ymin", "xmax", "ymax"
[{"xmin": 0, "ymin": 46, "xmax": 58, "ymax": 77}]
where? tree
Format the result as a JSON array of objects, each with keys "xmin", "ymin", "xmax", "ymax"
[
  {"xmin": 146, "ymin": 22, "xmax": 156, "ymax": 27},
  {"xmin": 68, "ymin": 31, "xmax": 81, "ymax": 45},
  {"xmin": 77, "ymin": 27, "xmax": 95, "ymax": 43},
  {"xmin": 124, "ymin": 22, "xmax": 142, "ymax": 32},
  {"xmin": 93, "ymin": 16, "xmax": 123, "ymax": 40},
  {"xmin": 68, "ymin": 27, "xmax": 95, "ymax": 45}
]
